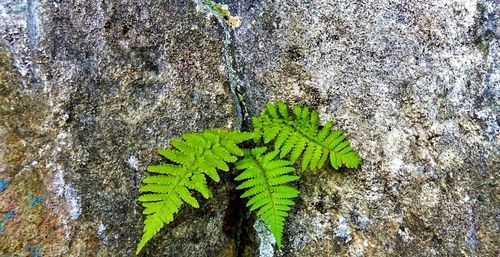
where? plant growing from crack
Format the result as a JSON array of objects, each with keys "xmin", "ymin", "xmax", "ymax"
[{"xmin": 136, "ymin": 101, "xmax": 362, "ymax": 254}]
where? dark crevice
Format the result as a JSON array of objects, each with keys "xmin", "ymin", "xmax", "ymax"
[
  {"xmin": 200, "ymin": 0, "xmax": 250, "ymax": 131},
  {"xmin": 222, "ymin": 189, "xmax": 243, "ymax": 237},
  {"xmin": 200, "ymin": 1, "xmax": 255, "ymax": 256},
  {"xmin": 227, "ymin": 30, "xmax": 252, "ymax": 132}
]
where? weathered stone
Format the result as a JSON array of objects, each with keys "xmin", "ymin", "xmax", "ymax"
[
  {"xmin": 232, "ymin": 0, "xmax": 499, "ymax": 256},
  {"xmin": 1, "ymin": 0, "xmax": 499, "ymax": 256},
  {"xmin": 1, "ymin": 0, "xmax": 240, "ymax": 256}
]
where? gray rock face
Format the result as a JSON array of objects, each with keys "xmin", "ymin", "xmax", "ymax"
[
  {"xmin": 1, "ymin": 0, "xmax": 498, "ymax": 257},
  {"xmin": 232, "ymin": 0, "xmax": 499, "ymax": 256},
  {"xmin": 1, "ymin": 0, "xmax": 240, "ymax": 256}
]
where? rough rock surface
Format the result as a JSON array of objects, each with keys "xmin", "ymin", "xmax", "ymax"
[
  {"xmin": 1, "ymin": 0, "xmax": 498, "ymax": 257},
  {"xmin": 1, "ymin": 1, "xmax": 240, "ymax": 256},
  {"xmin": 232, "ymin": 0, "xmax": 499, "ymax": 256}
]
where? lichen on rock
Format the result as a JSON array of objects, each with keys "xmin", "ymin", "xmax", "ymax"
[
  {"xmin": 202, "ymin": 0, "xmax": 242, "ymax": 29},
  {"xmin": 1, "ymin": 0, "xmax": 499, "ymax": 256}
]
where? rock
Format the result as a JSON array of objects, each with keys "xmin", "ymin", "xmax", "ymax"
[
  {"xmin": 1, "ymin": 0, "xmax": 241, "ymax": 256},
  {"xmin": 232, "ymin": 0, "xmax": 499, "ymax": 256},
  {"xmin": 1, "ymin": 0, "xmax": 499, "ymax": 256}
]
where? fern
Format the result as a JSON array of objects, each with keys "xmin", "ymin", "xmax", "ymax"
[
  {"xmin": 137, "ymin": 101, "xmax": 363, "ymax": 254},
  {"xmin": 136, "ymin": 129, "xmax": 253, "ymax": 254},
  {"xmin": 252, "ymin": 101, "xmax": 362, "ymax": 171},
  {"xmin": 235, "ymin": 147, "xmax": 299, "ymax": 249}
]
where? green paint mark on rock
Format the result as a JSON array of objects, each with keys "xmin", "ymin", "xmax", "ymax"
[
  {"xmin": 28, "ymin": 194, "xmax": 45, "ymax": 208},
  {"xmin": 0, "ymin": 211, "xmax": 15, "ymax": 232}
]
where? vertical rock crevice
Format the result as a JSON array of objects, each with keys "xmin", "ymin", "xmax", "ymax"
[
  {"xmin": 198, "ymin": 0, "xmax": 250, "ymax": 131},
  {"xmin": 197, "ymin": 1, "xmax": 257, "ymax": 256}
]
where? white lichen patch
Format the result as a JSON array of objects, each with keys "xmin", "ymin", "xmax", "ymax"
[
  {"xmin": 65, "ymin": 185, "xmax": 81, "ymax": 220},
  {"xmin": 288, "ymin": 212, "xmax": 332, "ymax": 251},
  {"xmin": 0, "ymin": 0, "xmax": 45, "ymax": 82},
  {"xmin": 475, "ymin": 108, "xmax": 500, "ymax": 137},
  {"xmin": 254, "ymin": 218, "xmax": 275, "ymax": 257},
  {"xmin": 334, "ymin": 216, "xmax": 352, "ymax": 243},
  {"xmin": 398, "ymin": 226, "xmax": 413, "ymax": 242},
  {"xmin": 127, "ymin": 155, "xmax": 139, "ymax": 171},
  {"xmin": 51, "ymin": 165, "xmax": 82, "ymax": 221},
  {"xmin": 49, "ymin": 132, "xmax": 82, "ymax": 221},
  {"xmin": 97, "ymin": 222, "xmax": 108, "ymax": 243}
]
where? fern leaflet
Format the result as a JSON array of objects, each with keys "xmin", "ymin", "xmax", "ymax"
[
  {"xmin": 137, "ymin": 129, "xmax": 253, "ymax": 254},
  {"xmin": 252, "ymin": 101, "xmax": 362, "ymax": 170},
  {"xmin": 235, "ymin": 147, "xmax": 299, "ymax": 249}
]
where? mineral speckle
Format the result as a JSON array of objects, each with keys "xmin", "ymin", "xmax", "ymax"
[{"xmin": 1, "ymin": 0, "xmax": 499, "ymax": 256}]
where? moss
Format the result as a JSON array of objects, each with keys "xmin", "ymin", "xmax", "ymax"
[{"xmin": 202, "ymin": 0, "xmax": 241, "ymax": 29}]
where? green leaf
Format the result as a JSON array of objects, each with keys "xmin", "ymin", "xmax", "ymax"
[
  {"xmin": 277, "ymin": 101, "xmax": 289, "ymax": 119},
  {"xmin": 137, "ymin": 129, "xmax": 252, "ymax": 254},
  {"xmin": 252, "ymin": 102, "xmax": 362, "ymax": 171},
  {"xmin": 235, "ymin": 147, "xmax": 299, "ymax": 249}
]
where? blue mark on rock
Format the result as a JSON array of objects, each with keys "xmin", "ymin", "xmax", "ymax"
[
  {"xmin": 0, "ymin": 180, "xmax": 9, "ymax": 193},
  {"xmin": 28, "ymin": 194, "xmax": 45, "ymax": 208},
  {"xmin": 0, "ymin": 210, "xmax": 16, "ymax": 232},
  {"xmin": 28, "ymin": 246, "xmax": 43, "ymax": 257}
]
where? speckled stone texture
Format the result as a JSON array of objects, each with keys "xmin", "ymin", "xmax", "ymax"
[
  {"xmin": 0, "ymin": 0, "xmax": 499, "ymax": 257},
  {"xmin": 232, "ymin": 0, "xmax": 499, "ymax": 256},
  {"xmin": 1, "ymin": 0, "xmax": 240, "ymax": 256}
]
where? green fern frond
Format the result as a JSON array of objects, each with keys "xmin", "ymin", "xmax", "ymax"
[
  {"xmin": 235, "ymin": 147, "xmax": 299, "ymax": 249},
  {"xmin": 252, "ymin": 101, "xmax": 362, "ymax": 170},
  {"xmin": 136, "ymin": 129, "xmax": 253, "ymax": 254}
]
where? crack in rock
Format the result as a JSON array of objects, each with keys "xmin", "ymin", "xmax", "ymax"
[{"xmin": 198, "ymin": 0, "xmax": 248, "ymax": 131}]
